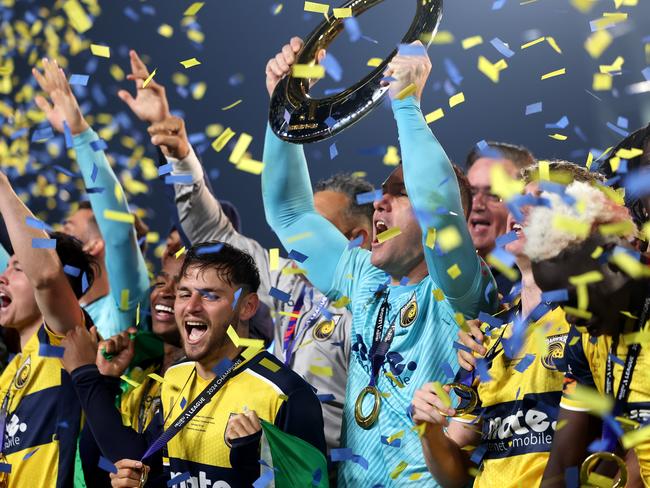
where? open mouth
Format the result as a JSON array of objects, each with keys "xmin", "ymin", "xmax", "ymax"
[
  {"xmin": 184, "ymin": 320, "xmax": 208, "ymax": 345},
  {"xmin": 0, "ymin": 292, "xmax": 12, "ymax": 310},
  {"xmin": 509, "ymin": 221, "xmax": 523, "ymax": 238},
  {"xmin": 153, "ymin": 303, "xmax": 174, "ymax": 322},
  {"xmin": 470, "ymin": 218, "xmax": 491, "ymax": 232},
  {"xmin": 373, "ymin": 219, "xmax": 389, "ymax": 244}
]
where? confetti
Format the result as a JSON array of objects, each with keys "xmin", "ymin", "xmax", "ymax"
[
  {"xmin": 396, "ymin": 83, "xmax": 417, "ymax": 100},
  {"xmin": 292, "ymin": 65, "xmax": 325, "ymax": 79},
  {"xmin": 541, "ymin": 68, "xmax": 566, "ymax": 80},
  {"xmin": 63, "ymin": 0, "xmax": 92, "ymax": 33},
  {"xmin": 449, "ymin": 92, "xmax": 465, "ymax": 108},
  {"xmin": 221, "ymin": 100, "xmax": 242, "ymax": 111},
  {"xmin": 425, "ymin": 108, "xmax": 444, "ymax": 124},
  {"xmin": 525, "ymin": 102, "xmax": 543, "ymax": 115},
  {"xmin": 478, "ymin": 56, "xmax": 508, "ymax": 83},
  {"xmin": 103, "ymin": 210, "xmax": 135, "ymax": 224},
  {"xmin": 376, "ymin": 227, "xmax": 402, "ymax": 243},
  {"xmin": 32, "ymin": 238, "xmax": 56, "ymax": 249},
  {"xmin": 462, "ymin": 36, "xmax": 483, "ymax": 50},
  {"xmin": 97, "ymin": 457, "xmax": 117, "ymax": 474},
  {"xmin": 184, "ymin": 2, "xmax": 204, "ymax": 16},
  {"xmin": 229, "ymin": 133, "xmax": 253, "ymax": 164},
  {"xmin": 180, "ymin": 58, "xmax": 201, "ymax": 69},
  {"xmin": 142, "ymin": 68, "xmax": 157, "ymax": 89},
  {"xmin": 309, "ymin": 365, "xmax": 333, "ymax": 377},
  {"xmin": 90, "ymin": 44, "xmax": 110, "ymax": 58},
  {"xmin": 212, "ymin": 128, "xmax": 236, "ymax": 152}
]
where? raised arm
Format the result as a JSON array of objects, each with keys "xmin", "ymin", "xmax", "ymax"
[
  {"xmin": 0, "ymin": 172, "xmax": 83, "ymax": 334},
  {"xmin": 261, "ymin": 38, "xmax": 348, "ymax": 294},
  {"xmin": 386, "ymin": 45, "xmax": 497, "ymax": 316}
]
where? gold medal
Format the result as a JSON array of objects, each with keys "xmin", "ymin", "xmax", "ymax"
[
  {"xmin": 579, "ymin": 451, "xmax": 627, "ymax": 488},
  {"xmin": 138, "ymin": 467, "xmax": 148, "ymax": 488},
  {"xmin": 436, "ymin": 383, "xmax": 479, "ymax": 417},
  {"xmin": 354, "ymin": 386, "xmax": 381, "ymax": 429},
  {"xmin": 0, "ymin": 454, "xmax": 9, "ymax": 488}
]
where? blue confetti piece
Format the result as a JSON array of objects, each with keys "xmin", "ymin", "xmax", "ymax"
[
  {"xmin": 343, "ymin": 17, "xmax": 361, "ymax": 42},
  {"xmin": 490, "ymin": 247, "xmax": 516, "ymax": 268},
  {"xmin": 26, "ymin": 216, "xmax": 52, "ymax": 232},
  {"xmin": 330, "ymin": 448, "xmax": 353, "ymax": 462},
  {"xmin": 90, "ymin": 163, "xmax": 98, "ymax": 183},
  {"xmin": 443, "ymin": 58, "xmax": 463, "ymax": 85},
  {"xmin": 323, "ymin": 87, "xmax": 345, "ymax": 95},
  {"xmin": 347, "ymin": 235, "xmax": 363, "ymax": 249},
  {"xmin": 541, "ymin": 289, "xmax": 569, "ymax": 303},
  {"xmin": 90, "ymin": 139, "xmax": 108, "ymax": 152},
  {"xmin": 252, "ymin": 469, "xmax": 274, "ymax": 488},
  {"xmin": 325, "ymin": 116, "xmax": 336, "ymax": 128},
  {"xmin": 197, "ymin": 288, "xmax": 217, "ymax": 300},
  {"xmin": 0, "ymin": 463, "xmax": 11, "ymax": 473},
  {"xmin": 453, "ymin": 341, "xmax": 473, "ymax": 354},
  {"xmin": 63, "ymin": 121, "xmax": 73, "ymax": 149},
  {"xmin": 643, "ymin": 67, "xmax": 650, "ymax": 81},
  {"xmin": 165, "ymin": 174, "xmax": 194, "ymax": 185},
  {"xmin": 123, "ymin": 6, "xmax": 140, "ymax": 21},
  {"xmin": 514, "ymin": 354, "xmax": 536, "ymax": 373},
  {"xmin": 356, "ymin": 189, "xmax": 382, "ymax": 205},
  {"xmin": 197, "ymin": 243, "xmax": 224, "ymax": 255},
  {"xmin": 484, "ymin": 280, "xmax": 494, "ymax": 305},
  {"xmin": 212, "ymin": 358, "xmax": 234, "ymax": 376},
  {"xmin": 228, "ymin": 73, "xmax": 244, "ymax": 86},
  {"xmin": 477, "ymin": 311, "xmax": 504, "ymax": 329},
  {"xmin": 53, "ymin": 165, "xmax": 78, "ymax": 177},
  {"xmin": 606, "ymin": 122, "xmax": 628, "ymax": 138},
  {"xmin": 22, "ymin": 448, "xmax": 39, "ymax": 460},
  {"xmin": 525, "ymin": 102, "xmax": 543, "ymax": 115},
  {"xmin": 317, "ymin": 393, "xmax": 336, "ymax": 402},
  {"xmin": 475, "ymin": 357, "xmax": 492, "ymax": 382},
  {"xmin": 490, "ymin": 37, "xmax": 515, "ymax": 58},
  {"xmin": 351, "ymin": 454, "xmax": 369, "ymax": 470},
  {"xmin": 565, "ymin": 466, "xmax": 579, "ymax": 488},
  {"xmin": 232, "ymin": 288, "xmax": 242, "ymax": 310},
  {"xmin": 399, "ymin": 277, "xmax": 409, "ymax": 286},
  {"xmin": 380, "ymin": 435, "xmax": 402, "ymax": 448},
  {"xmin": 545, "ymin": 116, "xmax": 569, "ymax": 130},
  {"xmin": 587, "ymin": 438, "xmax": 610, "ymax": 453},
  {"xmin": 269, "ymin": 287, "xmax": 291, "ymax": 303},
  {"xmin": 329, "ymin": 143, "xmax": 338, "ymax": 160},
  {"xmin": 158, "ymin": 163, "xmax": 173, "ymax": 176},
  {"xmin": 63, "ymin": 265, "xmax": 81, "ymax": 277},
  {"xmin": 287, "ymin": 250, "xmax": 308, "ymax": 262},
  {"xmin": 82, "ymin": 272, "xmax": 89, "ymax": 293},
  {"xmin": 10, "ymin": 128, "xmax": 28, "ymax": 140},
  {"xmin": 311, "ymin": 468, "xmax": 322, "ymax": 486},
  {"xmin": 39, "ymin": 343, "xmax": 65, "ymax": 358},
  {"xmin": 617, "ymin": 116, "xmax": 628, "ymax": 129},
  {"xmin": 69, "ymin": 74, "xmax": 89, "ymax": 86},
  {"xmin": 441, "ymin": 361, "xmax": 455, "ymax": 380},
  {"xmin": 31, "ymin": 127, "xmax": 54, "ymax": 142},
  {"xmin": 180, "ymin": 397, "xmax": 187, "ymax": 409},
  {"xmin": 97, "ymin": 456, "xmax": 117, "ymax": 474},
  {"xmin": 168, "ymin": 472, "xmax": 191, "ymax": 487},
  {"xmin": 398, "ymin": 43, "xmax": 427, "ymax": 57},
  {"xmin": 321, "ymin": 53, "xmax": 343, "ymax": 82},
  {"xmin": 608, "ymin": 353, "xmax": 625, "ymax": 367},
  {"xmin": 32, "ymin": 238, "xmax": 56, "ymax": 249},
  {"xmin": 470, "ymin": 443, "xmax": 488, "ymax": 465},
  {"xmin": 492, "ymin": 0, "xmax": 506, "ymax": 9},
  {"xmin": 494, "ymin": 231, "xmax": 518, "ymax": 247},
  {"xmin": 58, "ymin": 420, "xmax": 69, "ymax": 429},
  {"xmin": 86, "ymin": 187, "xmax": 105, "ymax": 194}
]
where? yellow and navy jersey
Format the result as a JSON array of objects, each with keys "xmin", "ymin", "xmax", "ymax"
[
  {"xmin": 560, "ymin": 326, "xmax": 650, "ymax": 485},
  {"xmin": 160, "ymin": 350, "xmax": 326, "ymax": 486},
  {"xmin": 454, "ymin": 306, "xmax": 570, "ymax": 487},
  {"xmin": 119, "ymin": 365, "xmax": 162, "ymax": 433},
  {"xmin": 0, "ymin": 324, "xmax": 81, "ymax": 488}
]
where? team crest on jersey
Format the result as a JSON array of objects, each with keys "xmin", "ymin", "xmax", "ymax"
[
  {"xmin": 13, "ymin": 356, "xmax": 31, "ymax": 390},
  {"xmin": 400, "ymin": 292, "xmax": 418, "ymax": 328},
  {"xmin": 542, "ymin": 333, "xmax": 568, "ymax": 371},
  {"xmin": 313, "ymin": 315, "xmax": 341, "ymax": 341}
]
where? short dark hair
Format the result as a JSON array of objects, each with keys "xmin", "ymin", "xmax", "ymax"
[
  {"xmin": 452, "ymin": 164, "xmax": 472, "ymax": 220},
  {"xmin": 314, "ymin": 173, "xmax": 374, "ymax": 226},
  {"xmin": 181, "ymin": 241, "xmax": 260, "ymax": 293},
  {"xmin": 50, "ymin": 231, "xmax": 98, "ymax": 299},
  {"xmin": 76, "ymin": 201, "xmax": 100, "ymax": 235},
  {"xmin": 466, "ymin": 142, "xmax": 536, "ymax": 171}
]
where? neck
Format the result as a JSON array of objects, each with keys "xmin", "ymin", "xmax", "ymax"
[
  {"xmin": 18, "ymin": 316, "xmax": 43, "ymax": 351},
  {"xmin": 477, "ymin": 245, "xmax": 493, "ymax": 260},
  {"xmin": 390, "ymin": 259, "xmax": 428, "ymax": 286},
  {"xmin": 162, "ymin": 342, "xmax": 184, "ymax": 374},
  {"xmin": 80, "ymin": 261, "xmax": 109, "ymax": 306},
  {"xmin": 196, "ymin": 343, "xmax": 241, "ymax": 380},
  {"xmin": 517, "ymin": 258, "xmax": 542, "ymax": 318}
]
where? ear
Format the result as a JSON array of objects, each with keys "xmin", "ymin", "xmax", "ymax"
[
  {"xmin": 349, "ymin": 227, "xmax": 371, "ymax": 250},
  {"xmin": 237, "ymin": 292, "xmax": 259, "ymax": 322},
  {"xmin": 83, "ymin": 238, "xmax": 105, "ymax": 257}
]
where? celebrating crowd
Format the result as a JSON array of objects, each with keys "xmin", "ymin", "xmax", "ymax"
[{"xmin": 0, "ymin": 33, "xmax": 649, "ymax": 488}]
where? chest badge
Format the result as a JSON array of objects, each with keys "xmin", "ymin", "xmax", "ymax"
[
  {"xmin": 14, "ymin": 356, "xmax": 31, "ymax": 390},
  {"xmin": 400, "ymin": 292, "xmax": 418, "ymax": 328},
  {"xmin": 313, "ymin": 315, "xmax": 341, "ymax": 341}
]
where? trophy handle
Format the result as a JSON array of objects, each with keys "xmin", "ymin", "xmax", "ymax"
[{"xmin": 269, "ymin": 0, "xmax": 443, "ymax": 144}]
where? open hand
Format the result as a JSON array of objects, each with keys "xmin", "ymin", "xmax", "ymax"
[
  {"xmin": 383, "ymin": 41, "xmax": 432, "ymax": 101},
  {"xmin": 118, "ymin": 50, "xmax": 170, "ymax": 124},
  {"xmin": 265, "ymin": 37, "xmax": 325, "ymax": 98}
]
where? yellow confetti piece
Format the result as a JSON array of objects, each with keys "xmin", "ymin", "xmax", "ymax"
[
  {"xmin": 278, "ymin": 311, "xmax": 301, "ymax": 319},
  {"xmin": 309, "ymin": 365, "xmax": 333, "ymax": 377},
  {"xmin": 281, "ymin": 267, "xmax": 306, "ymax": 275},
  {"xmin": 584, "ymin": 30, "xmax": 612, "ymax": 59},
  {"xmin": 377, "ymin": 227, "xmax": 402, "ymax": 243},
  {"xmin": 228, "ymin": 133, "xmax": 253, "ymax": 165},
  {"xmin": 592, "ymin": 73, "xmax": 612, "ymax": 91},
  {"xmin": 385, "ymin": 371, "xmax": 404, "ymax": 388},
  {"xmin": 103, "ymin": 209, "xmax": 135, "ymax": 224},
  {"xmin": 332, "ymin": 296, "xmax": 350, "ymax": 308},
  {"xmin": 462, "ymin": 36, "xmax": 483, "ymax": 50},
  {"xmin": 236, "ymin": 158, "xmax": 264, "ymax": 175},
  {"xmin": 586, "ymin": 152, "xmax": 594, "ymax": 170},
  {"xmin": 540, "ymin": 68, "xmax": 566, "ymax": 80},
  {"xmin": 609, "ymin": 253, "xmax": 650, "ymax": 279},
  {"xmin": 623, "ymin": 329, "xmax": 650, "ymax": 344},
  {"xmin": 425, "ymin": 108, "xmax": 444, "ymax": 124},
  {"xmin": 367, "ymin": 58, "xmax": 383, "ymax": 67},
  {"xmin": 567, "ymin": 384, "xmax": 613, "ymax": 416},
  {"xmin": 563, "ymin": 306, "xmax": 592, "ymax": 320},
  {"xmin": 477, "ymin": 56, "xmax": 508, "ymax": 83},
  {"xmin": 269, "ymin": 248, "xmax": 279, "ymax": 270},
  {"xmin": 546, "ymin": 36, "xmax": 562, "ymax": 54},
  {"xmin": 449, "ymin": 92, "xmax": 465, "ymax": 108},
  {"xmin": 90, "ymin": 44, "xmax": 110, "ymax": 58},
  {"xmin": 598, "ymin": 220, "xmax": 636, "ymax": 237},
  {"xmin": 432, "ymin": 381, "xmax": 452, "ymax": 408},
  {"xmin": 175, "ymin": 246, "xmax": 186, "ymax": 259},
  {"xmin": 304, "ymin": 1, "xmax": 329, "ymax": 14},
  {"xmin": 136, "ymin": 303, "xmax": 141, "ymax": 325},
  {"xmin": 184, "ymin": 2, "xmax": 204, "ymax": 16},
  {"xmin": 120, "ymin": 289, "xmax": 129, "ymax": 311},
  {"xmin": 180, "ymin": 58, "xmax": 201, "ymax": 69},
  {"xmin": 286, "ymin": 232, "xmax": 313, "ymax": 243},
  {"xmin": 109, "ymin": 64, "xmax": 125, "ymax": 81},
  {"xmin": 490, "ymin": 163, "xmax": 525, "ymax": 200},
  {"xmin": 411, "ymin": 423, "xmax": 427, "ymax": 437},
  {"xmin": 278, "ymin": 394, "xmax": 289, "ymax": 401},
  {"xmin": 259, "ymin": 357, "xmax": 281, "ymax": 373},
  {"xmin": 226, "ymin": 325, "xmax": 265, "ymax": 349},
  {"xmin": 552, "ymin": 215, "xmax": 590, "ymax": 237},
  {"xmin": 521, "ymin": 37, "xmax": 545, "ymax": 49},
  {"xmin": 221, "ymin": 99, "xmax": 242, "ymax": 111},
  {"xmin": 333, "ymin": 7, "xmax": 352, "ymax": 18},
  {"xmin": 242, "ymin": 345, "xmax": 262, "ymax": 360},
  {"xmin": 212, "ymin": 128, "xmax": 236, "ymax": 152},
  {"xmin": 432, "ymin": 289, "xmax": 445, "ymax": 301},
  {"xmin": 438, "ymin": 226, "xmax": 462, "ymax": 252},
  {"xmin": 396, "ymin": 83, "xmax": 417, "ymax": 100},
  {"xmin": 120, "ymin": 375, "xmax": 141, "ymax": 388},
  {"xmin": 539, "ymin": 160, "xmax": 550, "ymax": 181},
  {"xmin": 142, "ymin": 68, "xmax": 157, "ymax": 89},
  {"xmin": 429, "ymin": 31, "xmax": 454, "ymax": 44},
  {"xmin": 158, "ymin": 24, "xmax": 173, "ymax": 38},
  {"xmin": 447, "ymin": 263, "xmax": 462, "ymax": 280},
  {"xmin": 390, "ymin": 461, "xmax": 408, "ymax": 480},
  {"xmin": 387, "ymin": 431, "xmax": 405, "ymax": 444},
  {"xmin": 570, "ymin": 0, "xmax": 597, "ymax": 12},
  {"xmin": 556, "ymin": 419, "xmax": 568, "ymax": 431},
  {"xmin": 63, "ymin": 0, "xmax": 92, "ymax": 34},
  {"xmin": 272, "ymin": 3, "xmax": 283, "ymax": 15},
  {"xmin": 591, "ymin": 246, "xmax": 603, "ymax": 259},
  {"xmin": 425, "ymin": 228, "xmax": 436, "ymax": 249},
  {"xmin": 292, "ymin": 64, "xmax": 325, "ymax": 79},
  {"xmin": 383, "ymin": 146, "xmax": 401, "ymax": 166},
  {"xmin": 549, "ymin": 133, "xmax": 568, "ymax": 141},
  {"xmin": 148, "ymin": 373, "xmax": 165, "ymax": 383},
  {"xmin": 599, "ymin": 56, "xmax": 624, "ymax": 74},
  {"xmin": 486, "ymin": 254, "xmax": 520, "ymax": 282},
  {"xmin": 616, "ymin": 147, "xmax": 644, "ymax": 159}
]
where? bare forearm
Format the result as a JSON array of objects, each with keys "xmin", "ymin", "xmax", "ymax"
[{"xmin": 421, "ymin": 424, "xmax": 473, "ymax": 487}]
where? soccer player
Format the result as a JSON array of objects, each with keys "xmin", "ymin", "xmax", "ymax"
[{"xmin": 262, "ymin": 37, "xmax": 497, "ymax": 485}]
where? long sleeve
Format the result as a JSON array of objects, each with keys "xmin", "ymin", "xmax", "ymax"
[
  {"xmin": 73, "ymin": 129, "xmax": 150, "ymax": 335},
  {"xmin": 261, "ymin": 125, "xmax": 348, "ymax": 295},
  {"xmin": 394, "ymin": 97, "xmax": 497, "ymax": 317}
]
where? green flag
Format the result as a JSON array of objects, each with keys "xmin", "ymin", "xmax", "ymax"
[{"xmin": 259, "ymin": 419, "xmax": 329, "ymax": 487}]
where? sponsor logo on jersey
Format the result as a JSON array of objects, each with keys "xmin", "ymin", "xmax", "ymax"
[
  {"xmin": 4, "ymin": 414, "xmax": 27, "ymax": 450},
  {"xmin": 170, "ymin": 471, "xmax": 231, "ymax": 488}
]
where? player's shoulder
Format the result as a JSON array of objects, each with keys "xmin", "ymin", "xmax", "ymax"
[{"xmin": 244, "ymin": 351, "xmax": 317, "ymax": 398}]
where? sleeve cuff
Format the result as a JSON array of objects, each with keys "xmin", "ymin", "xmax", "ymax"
[
  {"xmin": 391, "ymin": 95, "xmax": 421, "ymax": 112},
  {"xmin": 72, "ymin": 127, "xmax": 98, "ymax": 147},
  {"xmin": 167, "ymin": 145, "xmax": 203, "ymax": 183},
  {"xmin": 71, "ymin": 363, "xmax": 101, "ymax": 382}
]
